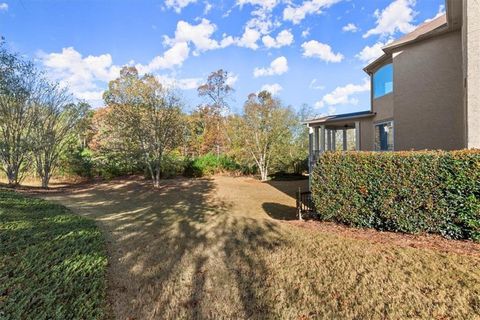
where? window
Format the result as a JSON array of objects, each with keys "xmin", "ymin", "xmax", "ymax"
[
  {"xmin": 375, "ymin": 121, "xmax": 394, "ymax": 151},
  {"xmin": 373, "ymin": 64, "xmax": 393, "ymax": 99}
]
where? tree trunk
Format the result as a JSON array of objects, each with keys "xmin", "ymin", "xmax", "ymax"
[
  {"xmin": 259, "ymin": 166, "xmax": 268, "ymax": 182},
  {"xmin": 41, "ymin": 173, "xmax": 50, "ymax": 189},
  {"xmin": 154, "ymin": 172, "xmax": 161, "ymax": 188},
  {"xmin": 6, "ymin": 167, "xmax": 18, "ymax": 187}
]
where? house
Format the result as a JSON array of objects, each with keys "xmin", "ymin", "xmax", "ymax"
[{"xmin": 305, "ymin": 0, "xmax": 480, "ymax": 170}]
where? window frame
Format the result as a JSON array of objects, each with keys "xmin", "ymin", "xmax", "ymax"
[
  {"xmin": 372, "ymin": 63, "xmax": 393, "ymax": 99},
  {"xmin": 374, "ymin": 120, "xmax": 394, "ymax": 151}
]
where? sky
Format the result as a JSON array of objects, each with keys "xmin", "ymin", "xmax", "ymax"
[{"xmin": 0, "ymin": 0, "xmax": 444, "ymax": 116}]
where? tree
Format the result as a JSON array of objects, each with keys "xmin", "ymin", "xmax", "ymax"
[
  {"xmin": 103, "ymin": 67, "xmax": 184, "ymax": 188},
  {"xmin": 196, "ymin": 69, "xmax": 234, "ymax": 156},
  {"xmin": 0, "ymin": 45, "xmax": 40, "ymax": 186},
  {"xmin": 234, "ymin": 91, "xmax": 296, "ymax": 181},
  {"xmin": 32, "ymin": 89, "xmax": 89, "ymax": 188}
]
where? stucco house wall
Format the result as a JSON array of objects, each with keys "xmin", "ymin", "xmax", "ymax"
[
  {"xmin": 359, "ymin": 118, "xmax": 374, "ymax": 151},
  {"xmin": 372, "ymin": 93, "xmax": 394, "ymax": 123},
  {"xmin": 392, "ymin": 30, "xmax": 464, "ymax": 151},
  {"xmin": 464, "ymin": 0, "xmax": 480, "ymax": 149}
]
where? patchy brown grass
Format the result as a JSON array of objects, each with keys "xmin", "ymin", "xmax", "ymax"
[{"xmin": 41, "ymin": 176, "xmax": 480, "ymax": 319}]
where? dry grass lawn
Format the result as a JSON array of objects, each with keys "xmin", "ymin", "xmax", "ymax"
[{"xmin": 41, "ymin": 176, "xmax": 480, "ymax": 319}]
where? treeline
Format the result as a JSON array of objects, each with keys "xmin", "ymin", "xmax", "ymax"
[
  {"xmin": 1, "ymin": 45, "xmax": 309, "ymax": 188},
  {"xmin": 0, "ymin": 44, "xmax": 87, "ymax": 188}
]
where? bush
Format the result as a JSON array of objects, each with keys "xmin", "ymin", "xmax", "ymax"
[
  {"xmin": 183, "ymin": 153, "xmax": 242, "ymax": 177},
  {"xmin": 59, "ymin": 147, "xmax": 94, "ymax": 178},
  {"xmin": 311, "ymin": 150, "xmax": 480, "ymax": 241}
]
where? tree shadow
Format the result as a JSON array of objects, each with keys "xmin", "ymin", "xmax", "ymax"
[
  {"xmin": 262, "ymin": 202, "xmax": 298, "ymax": 221},
  {"xmin": 266, "ymin": 179, "xmax": 309, "ymax": 200},
  {"xmin": 40, "ymin": 177, "xmax": 287, "ymax": 319}
]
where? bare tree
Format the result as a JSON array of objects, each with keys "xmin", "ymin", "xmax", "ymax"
[
  {"xmin": 104, "ymin": 67, "xmax": 184, "ymax": 188},
  {"xmin": 32, "ymin": 83, "xmax": 89, "ymax": 188},
  {"xmin": 0, "ymin": 46, "xmax": 40, "ymax": 186}
]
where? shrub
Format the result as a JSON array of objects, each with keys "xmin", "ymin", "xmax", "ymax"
[
  {"xmin": 183, "ymin": 153, "xmax": 242, "ymax": 177},
  {"xmin": 311, "ymin": 150, "xmax": 480, "ymax": 241}
]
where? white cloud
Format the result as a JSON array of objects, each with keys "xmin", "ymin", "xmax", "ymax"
[
  {"xmin": 237, "ymin": 0, "xmax": 278, "ymax": 10},
  {"xmin": 283, "ymin": 0, "xmax": 342, "ymax": 24},
  {"xmin": 39, "ymin": 46, "xmax": 197, "ymax": 106},
  {"xmin": 155, "ymin": 75, "xmax": 202, "ymax": 90},
  {"xmin": 0, "ymin": 2, "xmax": 7, "ymax": 11},
  {"xmin": 262, "ymin": 30, "xmax": 294, "ymax": 48},
  {"xmin": 165, "ymin": 0, "xmax": 197, "ymax": 13},
  {"xmin": 236, "ymin": 27, "xmax": 261, "ymax": 50},
  {"xmin": 424, "ymin": 4, "xmax": 445, "ymax": 23},
  {"xmin": 39, "ymin": 47, "xmax": 121, "ymax": 105},
  {"xmin": 136, "ymin": 42, "xmax": 190, "ymax": 74},
  {"xmin": 301, "ymin": 40, "xmax": 344, "ymax": 63},
  {"xmin": 356, "ymin": 38, "xmax": 394, "ymax": 63},
  {"xmin": 226, "ymin": 73, "xmax": 239, "ymax": 87},
  {"xmin": 164, "ymin": 19, "xmax": 234, "ymax": 55},
  {"xmin": 363, "ymin": 0, "xmax": 417, "ymax": 38},
  {"xmin": 309, "ymin": 78, "xmax": 325, "ymax": 90},
  {"xmin": 261, "ymin": 83, "xmax": 283, "ymax": 95},
  {"xmin": 236, "ymin": 0, "xmax": 281, "ymax": 36},
  {"xmin": 301, "ymin": 28, "xmax": 311, "ymax": 38},
  {"xmin": 315, "ymin": 79, "xmax": 370, "ymax": 108},
  {"xmin": 253, "ymin": 56, "xmax": 288, "ymax": 77},
  {"xmin": 342, "ymin": 23, "xmax": 358, "ymax": 32},
  {"xmin": 203, "ymin": 1, "xmax": 213, "ymax": 14}
]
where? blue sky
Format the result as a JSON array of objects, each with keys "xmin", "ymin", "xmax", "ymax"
[{"xmin": 0, "ymin": 0, "xmax": 444, "ymax": 115}]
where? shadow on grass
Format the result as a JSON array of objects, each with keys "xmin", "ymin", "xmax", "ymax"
[
  {"xmin": 262, "ymin": 202, "xmax": 298, "ymax": 221},
  {"xmin": 265, "ymin": 179, "xmax": 309, "ymax": 200},
  {"xmin": 42, "ymin": 177, "xmax": 287, "ymax": 319}
]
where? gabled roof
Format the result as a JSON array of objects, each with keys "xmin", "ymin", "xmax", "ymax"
[
  {"xmin": 364, "ymin": 14, "xmax": 448, "ymax": 73},
  {"xmin": 305, "ymin": 111, "xmax": 375, "ymax": 125},
  {"xmin": 383, "ymin": 14, "xmax": 448, "ymax": 51}
]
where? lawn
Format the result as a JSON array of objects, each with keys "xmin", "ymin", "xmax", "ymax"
[
  {"xmin": 41, "ymin": 176, "xmax": 480, "ymax": 319},
  {"xmin": 0, "ymin": 189, "xmax": 107, "ymax": 319}
]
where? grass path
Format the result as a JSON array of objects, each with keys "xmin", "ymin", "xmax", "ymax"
[{"xmin": 43, "ymin": 176, "xmax": 480, "ymax": 319}]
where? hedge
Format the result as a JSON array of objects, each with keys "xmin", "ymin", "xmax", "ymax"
[{"xmin": 311, "ymin": 150, "xmax": 480, "ymax": 241}]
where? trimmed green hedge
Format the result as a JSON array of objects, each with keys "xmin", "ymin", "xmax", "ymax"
[{"xmin": 311, "ymin": 150, "xmax": 480, "ymax": 241}]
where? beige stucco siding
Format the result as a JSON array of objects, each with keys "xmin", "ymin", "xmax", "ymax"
[
  {"xmin": 372, "ymin": 93, "xmax": 394, "ymax": 122},
  {"xmin": 359, "ymin": 118, "xmax": 374, "ymax": 151},
  {"xmin": 392, "ymin": 30, "xmax": 464, "ymax": 151},
  {"xmin": 464, "ymin": 0, "xmax": 480, "ymax": 149}
]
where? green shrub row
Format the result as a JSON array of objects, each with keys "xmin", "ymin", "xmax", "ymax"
[
  {"xmin": 183, "ymin": 153, "xmax": 255, "ymax": 177},
  {"xmin": 311, "ymin": 150, "xmax": 480, "ymax": 241}
]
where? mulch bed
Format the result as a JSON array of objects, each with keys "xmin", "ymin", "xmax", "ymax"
[{"xmin": 288, "ymin": 220, "xmax": 480, "ymax": 258}]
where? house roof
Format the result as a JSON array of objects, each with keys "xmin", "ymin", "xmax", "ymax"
[
  {"xmin": 305, "ymin": 110, "xmax": 375, "ymax": 125},
  {"xmin": 364, "ymin": 14, "xmax": 448, "ymax": 73},
  {"xmin": 383, "ymin": 14, "xmax": 448, "ymax": 51}
]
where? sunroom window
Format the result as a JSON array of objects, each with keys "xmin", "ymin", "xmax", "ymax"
[
  {"xmin": 373, "ymin": 64, "xmax": 393, "ymax": 99},
  {"xmin": 375, "ymin": 121, "xmax": 394, "ymax": 151}
]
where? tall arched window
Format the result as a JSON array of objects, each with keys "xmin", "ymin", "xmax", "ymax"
[{"xmin": 373, "ymin": 64, "xmax": 393, "ymax": 99}]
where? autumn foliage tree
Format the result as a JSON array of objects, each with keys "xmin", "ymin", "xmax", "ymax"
[
  {"xmin": 103, "ymin": 67, "xmax": 184, "ymax": 188},
  {"xmin": 195, "ymin": 69, "xmax": 234, "ymax": 156},
  {"xmin": 232, "ymin": 91, "xmax": 296, "ymax": 181}
]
